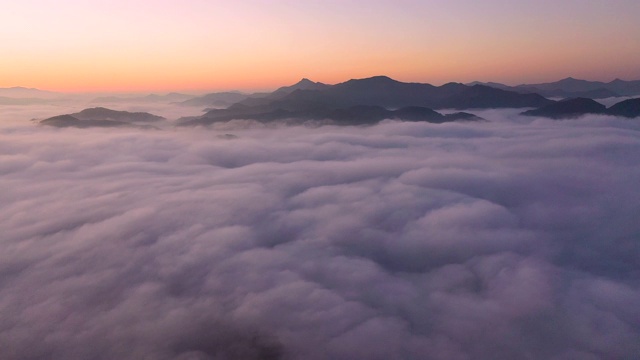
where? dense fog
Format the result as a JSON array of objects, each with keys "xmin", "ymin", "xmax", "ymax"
[{"xmin": 1, "ymin": 105, "xmax": 639, "ymax": 359}]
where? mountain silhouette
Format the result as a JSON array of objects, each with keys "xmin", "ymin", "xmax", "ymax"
[
  {"xmin": 521, "ymin": 97, "xmax": 640, "ymax": 119},
  {"xmin": 179, "ymin": 76, "xmax": 550, "ymax": 126},
  {"xmin": 306, "ymin": 76, "xmax": 552, "ymax": 109},
  {"xmin": 528, "ymin": 77, "xmax": 604, "ymax": 93},
  {"xmin": 438, "ymin": 85, "xmax": 554, "ymax": 109},
  {"xmin": 179, "ymin": 103, "xmax": 482, "ymax": 126},
  {"xmin": 521, "ymin": 98, "xmax": 607, "ymax": 118},
  {"xmin": 272, "ymin": 78, "xmax": 329, "ymax": 96},
  {"xmin": 40, "ymin": 107, "xmax": 165, "ymax": 128},
  {"xmin": 606, "ymin": 79, "xmax": 640, "ymax": 97},
  {"xmin": 606, "ymin": 98, "xmax": 640, "ymax": 118},
  {"xmin": 40, "ymin": 115, "xmax": 141, "ymax": 128},
  {"xmin": 72, "ymin": 107, "xmax": 165, "ymax": 122},
  {"xmin": 226, "ymin": 78, "xmax": 330, "ymax": 109},
  {"xmin": 324, "ymin": 105, "xmax": 482, "ymax": 125},
  {"xmin": 472, "ymin": 77, "xmax": 640, "ymax": 99}
]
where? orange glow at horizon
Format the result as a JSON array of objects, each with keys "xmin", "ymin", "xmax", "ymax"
[{"xmin": 1, "ymin": 1, "xmax": 639, "ymax": 93}]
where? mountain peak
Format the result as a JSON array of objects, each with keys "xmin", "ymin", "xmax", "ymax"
[
  {"xmin": 297, "ymin": 78, "xmax": 316, "ymax": 85},
  {"xmin": 271, "ymin": 78, "xmax": 328, "ymax": 97},
  {"xmin": 362, "ymin": 75, "xmax": 396, "ymax": 82},
  {"xmin": 558, "ymin": 77, "xmax": 586, "ymax": 83},
  {"xmin": 287, "ymin": 78, "xmax": 326, "ymax": 90},
  {"xmin": 340, "ymin": 76, "xmax": 399, "ymax": 87}
]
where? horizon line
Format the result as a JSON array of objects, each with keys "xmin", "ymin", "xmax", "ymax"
[{"xmin": 3, "ymin": 74, "xmax": 640, "ymax": 95}]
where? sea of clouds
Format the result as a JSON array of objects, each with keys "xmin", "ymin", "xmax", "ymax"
[{"xmin": 1, "ymin": 107, "xmax": 639, "ymax": 359}]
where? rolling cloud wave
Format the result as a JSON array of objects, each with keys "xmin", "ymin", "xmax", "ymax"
[{"xmin": 1, "ymin": 116, "xmax": 639, "ymax": 359}]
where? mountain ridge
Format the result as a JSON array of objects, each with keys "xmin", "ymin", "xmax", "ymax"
[
  {"xmin": 522, "ymin": 97, "xmax": 640, "ymax": 119},
  {"xmin": 470, "ymin": 77, "xmax": 640, "ymax": 99},
  {"xmin": 179, "ymin": 75, "xmax": 553, "ymax": 126},
  {"xmin": 40, "ymin": 107, "xmax": 165, "ymax": 128}
]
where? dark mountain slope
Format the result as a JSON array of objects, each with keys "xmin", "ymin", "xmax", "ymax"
[
  {"xmin": 521, "ymin": 98, "xmax": 607, "ymax": 119},
  {"xmin": 40, "ymin": 115, "xmax": 138, "ymax": 128},
  {"xmin": 179, "ymin": 76, "xmax": 548, "ymax": 126},
  {"xmin": 39, "ymin": 108, "xmax": 164, "ymax": 128},
  {"xmin": 72, "ymin": 107, "xmax": 165, "ymax": 122},
  {"xmin": 606, "ymin": 98, "xmax": 640, "ymax": 118},
  {"xmin": 272, "ymin": 78, "xmax": 329, "ymax": 96},
  {"xmin": 519, "ymin": 77, "xmax": 606, "ymax": 93},
  {"xmin": 440, "ymin": 85, "xmax": 553, "ymax": 109},
  {"xmin": 224, "ymin": 76, "xmax": 554, "ymax": 114},
  {"xmin": 606, "ymin": 79, "xmax": 640, "ymax": 97},
  {"xmin": 179, "ymin": 103, "xmax": 482, "ymax": 126},
  {"xmin": 522, "ymin": 97, "xmax": 640, "ymax": 119}
]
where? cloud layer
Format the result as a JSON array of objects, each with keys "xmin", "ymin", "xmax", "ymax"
[{"xmin": 1, "ymin": 114, "xmax": 640, "ymax": 359}]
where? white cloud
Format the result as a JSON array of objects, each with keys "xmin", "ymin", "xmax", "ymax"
[{"xmin": 1, "ymin": 113, "xmax": 639, "ymax": 359}]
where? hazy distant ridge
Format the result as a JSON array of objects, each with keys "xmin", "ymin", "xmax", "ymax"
[
  {"xmin": 0, "ymin": 86, "xmax": 61, "ymax": 99},
  {"xmin": 469, "ymin": 77, "xmax": 640, "ymax": 99}
]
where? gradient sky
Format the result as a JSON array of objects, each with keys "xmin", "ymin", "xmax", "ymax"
[{"xmin": 1, "ymin": 0, "xmax": 639, "ymax": 92}]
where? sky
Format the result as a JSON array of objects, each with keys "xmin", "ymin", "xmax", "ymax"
[{"xmin": 1, "ymin": 0, "xmax": 640, "ymax": 92}]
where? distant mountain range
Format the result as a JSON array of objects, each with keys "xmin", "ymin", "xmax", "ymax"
[
  {"xmin": 0, "ymin": 97, "xmax": 57, "ymax": 105},
  {"xmin": 522, "ymin": 98, "xmax": 640, "ymax": 119},
  {"xmin": 31, "ymin": 76, "xmax": 640, "ymax": 128},
  {"xmin": 0, "ymin": 87, "xmax": 65, "ymax": 105},
  {"xmin": 0, "ymin": 86, "xmax": 61, "ymax": 99},
  {"xmin": 178, "ymin": 76, "xmax": 551, "ymax": 126},
  {"xmin": 271, "ymin": 78, "xmax": 329, "ymax": 96},
  {"xmin": 469, "ymin": 77, "xmax": 640, "ymax": 99}
]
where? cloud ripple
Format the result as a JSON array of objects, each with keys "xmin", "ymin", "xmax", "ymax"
[{"xmin": 1, "ymin": 116, "xmax": 639, "ymax": 359}]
